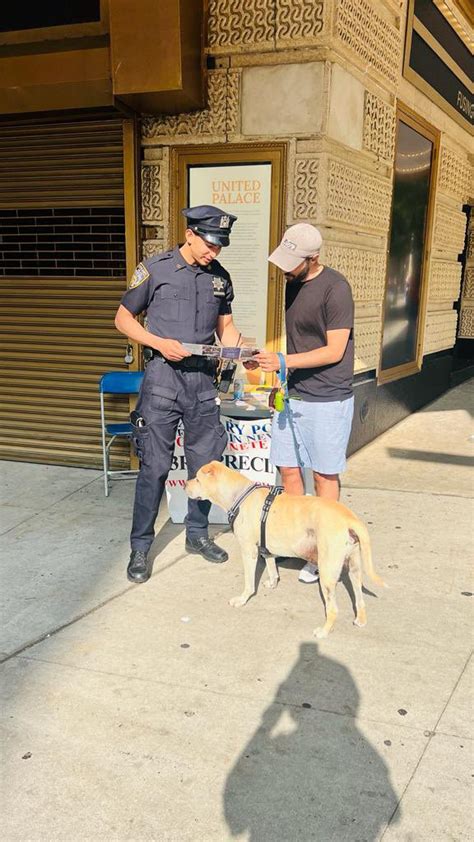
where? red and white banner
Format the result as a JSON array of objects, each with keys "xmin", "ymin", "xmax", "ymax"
[{"xmin": 165, "ymin": 417, "xmax": 276, "ymax": 523}]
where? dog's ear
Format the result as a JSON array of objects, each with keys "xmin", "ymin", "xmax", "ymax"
[{"xmin": 200, "ymin": 462, "xmax": 216, "ymax": 476}]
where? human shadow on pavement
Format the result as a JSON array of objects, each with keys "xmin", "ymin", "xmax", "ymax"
[{"xmin": 224, "ymin": 641, "xmax": 399, "ymax": 842}]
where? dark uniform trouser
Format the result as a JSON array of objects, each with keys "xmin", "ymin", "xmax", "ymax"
[{"xmin": 130, "ymin": 361, "xmax": 227, "ymax": 553}]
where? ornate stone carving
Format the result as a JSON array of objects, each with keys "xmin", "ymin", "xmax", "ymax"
[
  {"xmin": 433, "ymin": 204, "xmax": 467, "ymax": 256},
  {"xmin": 363, "ymin": 92, "xmax": 396, "ymax": 162},
  {"xmin": 142, "ymin": 240, "xmax": 164, "ymax": 260},
  {"xmin": 293, "ymin": 158, "xmax": 320, "ymax": 220},
  {"xmin": 428, "ymin": 260, "xmax": 462, "ymax": 301},
  {"xmin": 438, "ymin": 147, "xmax": 472, "ymax": 202},
  {"xmin": 458, "ymin": 307, "xmax": 474, "ymax": 339},
  {"xmin": 466, "ymin": 226, "xmax": 474, "ymax": 260},
  {"xmin": 323, "ymin": 245, "xmax": 386, "ymax": 301},
  {"xmin": 462, "ymin": 266, "xmax": 474, "ymax": 299},
  {"xmin": 142, "ymin": 164, "xmax": 163, "ymax": 224},
  {"xmin": 207, "ymin": 0, "xmax": 275, "ymax": 52},
  {"xmin": 327, "ymin": 159, "xmax": 392, "ymax": 231},
  {"xmin": 423, "ymin": 310, "xmax": 458, "ymax": 353},
  {"xmin": 354, "ymin": 318, "xmax": 381, "ymax": 372},
  {"xmin": 276, "ymin": 0, "xmax": 325, "ymax": 48},
  {"xmin": 335, "ymin": 0, "xmax": 401, "ymax": 88},
  {"xmin": 226, "ymin": 70, "xmax": 241, "ymax": 135},
  {"xmin": 142, "ymin": 70, "xmax": 229, "ymax": 140},
  {"xmin": 458, "ymin": 211, "xmax": 473, "ymax": 336}
]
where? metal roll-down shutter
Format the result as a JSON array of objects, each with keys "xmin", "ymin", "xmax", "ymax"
[{"xmin": 0, "ymin": 116, "xmax": 131, "ymax": 468}]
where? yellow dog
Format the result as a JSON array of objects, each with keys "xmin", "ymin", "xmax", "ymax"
[{"xmin": 186, "ymin": 461, "xmax": 386, "ymax": 638}]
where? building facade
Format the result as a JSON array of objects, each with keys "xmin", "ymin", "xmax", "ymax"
[{"xmin": 0, "ymin": 0, "xmax": 472, "ymax": 467}]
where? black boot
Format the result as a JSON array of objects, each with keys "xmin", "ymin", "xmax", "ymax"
[
  {"xmin": 127, "ymin": 550, "xmax": 153, "ymax": 583},
  {"xmin": 185, "ymin": 536, "xmax": 228, "ymax": 563}
]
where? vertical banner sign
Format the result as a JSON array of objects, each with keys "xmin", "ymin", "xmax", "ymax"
[{"xmin": 189, "ymin": 164, "xmax": 272, "ymax": 349}]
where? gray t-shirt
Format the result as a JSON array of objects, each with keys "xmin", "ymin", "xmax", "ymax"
[{"xmin": 285, "ymin": 267, "xmax": 354, "ymax": 402}]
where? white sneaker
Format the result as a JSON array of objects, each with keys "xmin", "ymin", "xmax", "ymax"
[{"xmin": 298, "ymin": 562, "xmax": 319, "ymax": 584}]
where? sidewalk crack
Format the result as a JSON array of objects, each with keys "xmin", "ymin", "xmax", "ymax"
[
  {"xmin": 380, "ymin": 650, "xmax": 473, "ymax": 837},
  {"xmin": 0, "ymin": 474, "xmax": 101, "ymax": 537}
]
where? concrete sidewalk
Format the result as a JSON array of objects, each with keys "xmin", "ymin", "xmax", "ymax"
[{"xmin": 1, "ymin": 380, "xmax": 473, "ymax": 841}]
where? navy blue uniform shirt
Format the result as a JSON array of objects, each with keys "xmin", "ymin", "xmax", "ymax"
[{"xmin": 120, "ymin": 246, "xmax": 234, "ymax": 344}]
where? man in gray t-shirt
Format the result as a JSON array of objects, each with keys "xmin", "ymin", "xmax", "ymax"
[
  {"xmin": 285, "ymin": 263, "xmax": 354, "ymax": 402},
  {"xmin": 255, "ymin": 223, "xmax": 355, "ymax": 584}
]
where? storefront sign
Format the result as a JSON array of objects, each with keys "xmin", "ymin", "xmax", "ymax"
[
  {"xmin": 404, "ymin": 0, "xmax": 473, "ymax": 133},
  {"xmin": 189, "ymin": 163, "xmax": 272, "ymax": 349},
  {"xmin": 165, "ymin": 417, "xmax": 276, "ymax": 524}
]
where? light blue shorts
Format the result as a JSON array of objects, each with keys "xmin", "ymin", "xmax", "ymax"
[{"xmin": 270, "ymin": 396, "xmax": 354, "ymax": 475}]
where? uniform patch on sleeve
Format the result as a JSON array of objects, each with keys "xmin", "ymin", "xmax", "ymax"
[{"xmin": 129, "ymin": 263, "xmax": 150, "ymax": 289}]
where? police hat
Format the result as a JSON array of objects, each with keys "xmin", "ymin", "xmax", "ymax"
[{"xmin": 181, "ymin": 205, "xmax": 237, "ymax": 247}]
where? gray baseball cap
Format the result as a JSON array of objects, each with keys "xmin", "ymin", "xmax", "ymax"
[{"xmin": 268, "ymin": 223, "xmax": 322, "ymax": 271}]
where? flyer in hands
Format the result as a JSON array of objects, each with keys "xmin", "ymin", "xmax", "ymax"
[{"xmin": 182, "ymin": 342, "xmax": 260, "ymax": 361}]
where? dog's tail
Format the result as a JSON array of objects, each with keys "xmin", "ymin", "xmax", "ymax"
[{"xmin": 349, "ymin": 521, "xmax": 387, "ymax": 588}]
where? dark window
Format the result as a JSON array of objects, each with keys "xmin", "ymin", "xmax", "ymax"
[
  {"xmin": 380, "ymin": 117, "xmax": 435, "ymax": 375},
  {"xmin": 0, "ymin": 3, "xmax": 100, "ymax": 33},
  {"xmin": 0, "ymin": 207, "xmax": 126, "ymax": 277}
]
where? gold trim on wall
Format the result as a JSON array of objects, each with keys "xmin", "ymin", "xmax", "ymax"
[
  {"xmin": 378, "ymin": 103, "xmax": 440, "ymax": 385},
  {"xmin": 123, "ymin": 117, "xmax": 142, "ymax": 467},
  {"xmin": 434, "ymin": 0, "xmax": 474, "ymax": 43},
  {"xmin": 170, "ymin": 143, "xmax": 287, "ymax": 357},
  {"xmin": 123, "ymin": 118, "xmax": 140, "ymax": 298}
]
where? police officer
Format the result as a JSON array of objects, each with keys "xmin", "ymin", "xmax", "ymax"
[{"xmin": 115, "ymin": 205, "xmax": 246, "ymax": 584}]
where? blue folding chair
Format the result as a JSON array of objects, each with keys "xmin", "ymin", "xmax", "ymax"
[{"xmin": 99, "ymin": 370, "xmax": 145, "ymax": 497}]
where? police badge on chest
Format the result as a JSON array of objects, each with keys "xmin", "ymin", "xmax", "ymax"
[{"xmin": 212, "ymin": 276, "xmax": 225, "ymax": 297}]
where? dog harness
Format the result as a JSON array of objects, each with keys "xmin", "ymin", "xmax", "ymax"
[{"xmin": 227, "ymin": 483, "xmax": 284, "ymax": 557}]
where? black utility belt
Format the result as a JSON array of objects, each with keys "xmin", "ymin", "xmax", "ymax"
[{"xmin": 148, "ymin": 349, "xmax": 217, "ymax": 372}]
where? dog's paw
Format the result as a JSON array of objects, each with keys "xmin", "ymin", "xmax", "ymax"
[
  {"xmin": 229, "ymin": 594, "xmax": 249, "ymax": 607},
  {"xmin": 264, "ymin": 577, "xmax": 279, "ymax": 590},
  {"xmin": 353, "ymin": 617, "xmax": 367, "ymax": 628},
  {"xmin": 313, "ymin": 626, "xmax": 329, "ymax": 639}
]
